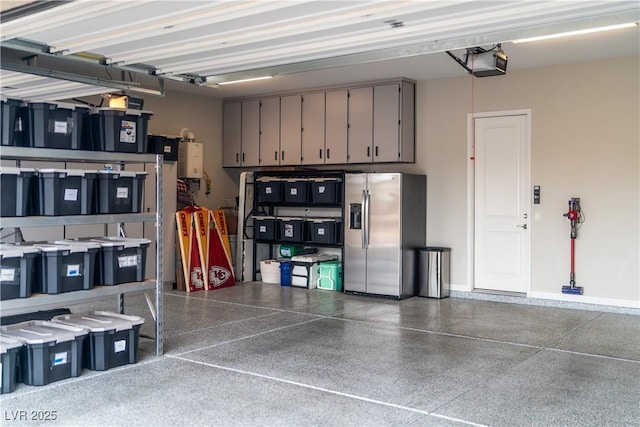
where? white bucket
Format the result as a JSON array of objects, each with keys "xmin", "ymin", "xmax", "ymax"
[{"xmin": 259, "ymin": 260, "xmax": 280, "ymax": 284}]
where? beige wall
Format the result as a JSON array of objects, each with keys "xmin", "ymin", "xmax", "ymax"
[
  {"xmin": 418, "ymin": 56, "xmax": 639, "ymax": 305},
  {"xmin": 144, "ymin": 88, "xmax": 239, "ymax": 211}
]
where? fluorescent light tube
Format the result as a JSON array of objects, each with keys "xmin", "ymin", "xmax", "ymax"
[
  {"xmin": 513, "ymin": 22, "xmax": 638, "ymax": 43},
  {"xmin": 216, "ymin": 76, "xmax": 274, "ymax": 85}
]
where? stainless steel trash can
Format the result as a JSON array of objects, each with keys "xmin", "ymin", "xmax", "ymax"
[{"xmin": 417, "ymin": 247, "xmax": 451, "ymax": 298}]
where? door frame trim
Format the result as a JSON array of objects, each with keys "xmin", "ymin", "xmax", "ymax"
[{"xmin": 466, "ymin": 109, "xmax": 532, "ymax": 293}]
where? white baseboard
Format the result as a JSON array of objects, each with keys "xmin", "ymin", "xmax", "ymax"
[
  {"xmin": 528, "ymin": 291, "xmax": 640, "ymax": 310},
  {"xmin": 446, "ymin": 284, "xmax": 639, "ymax": 314}
]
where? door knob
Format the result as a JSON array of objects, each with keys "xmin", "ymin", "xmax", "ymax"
[{"xmin": 516, "ymin": 224, "xmax": 527, "ymax": 230}]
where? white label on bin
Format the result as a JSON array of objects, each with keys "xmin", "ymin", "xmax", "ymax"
[
  {"xmin": 120, "ymin": 120, "xmax": 137, "ymax": 143},
  {"xmin": 118, "ymin": 255, "xmax": 138, "ymax": 268},
  {"xmin": 163, "ymin": 145, "xmax": 172, "ymax": 153},
  {"xmin": 318, "ymin": 227, "xmax": 325, "ymax": 236},
  {"xmin": 66, "ymin": 264, "xmax": 81, "ymax": 277},
  {"xmin": 318, "ymin": 186, "xmax": 326, "ymax": 193},
  {"xmin": 64, "ymin": 188, "xmax": 78, "ymax": 201},
  {"xmin": 259, "ymin": 225, "xmax": 267, "ymax": 233},
  {"xmin": 265, "ymin": 187, "xmax": 272, "ymax": 194},
  {"xmin": 284, "ymin": 224, "xmax": 293, "ymax": 238},
  {"xmin": 54, "ymin": 121, "xmax": 68, "ymax": 134},
  {"xmin": 116, "ymin": 187, "xmax": 129, "ymax": 199},
  {"xmin": 0, "ymin": 268, "xmax": 15, "ymax": 282},
  {"xmin": 53, "ymin": 352, "xmax": 68, "ymax": 366},
  {"xmin": 290, "ymin": 188, "xmax": 298, "ymax": 195},
  {"xmin": 114, "ymin": 340, "xmax": 127, "ymax": 353}
]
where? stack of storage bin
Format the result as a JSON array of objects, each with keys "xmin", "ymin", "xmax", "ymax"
[{"xmin": 290, "ymin": 254, "xmax": 338, "ymax": 289}]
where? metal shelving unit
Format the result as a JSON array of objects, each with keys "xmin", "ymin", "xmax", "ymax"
[{"xmin": 0, "ymin": 146, "xmax": 164, "ymax": 355}]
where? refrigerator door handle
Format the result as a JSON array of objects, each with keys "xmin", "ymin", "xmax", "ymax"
[
  {"xmin": 363, "ymin": 190, "xmax": 370, "ymax": 248},
  {"xmin": 361, "ymin": 190, "xmax": 367, "ymax": 249}
]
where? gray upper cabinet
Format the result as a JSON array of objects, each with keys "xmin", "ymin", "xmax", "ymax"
[
  {"xmin": 259, "ymin": 97, "xmax": 281, "ymax": 166},
  {"xmin": 373, "ymin": 81, "xmax": 415, "ymax": 163},
  {"xmin": 324, "ymin": 90, "xmax": 348, "ymax": 165},
  {"xmin": 241, "ymin": 100, "xmax": 260, "ymax": 167},
  {"xmin": 347, "ymin": 86, "xmax": 373, "ymax": 164},
  {"xmin": 223, "ymin": 78, "xmax": 415, "ymax": 167},
  {"xmin": 301, "ymin": 92, "xmax": 325, "ymax": 165},
  {"xmin": 280, "ymin": 95, "xmax": 302, "ymax": 165},
  {"xmin": 223, "ymin": 101, "xmax": 241, "ymax": 167}
]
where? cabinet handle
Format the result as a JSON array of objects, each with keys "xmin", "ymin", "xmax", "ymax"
[
  {"xmin": 327, "ymin": 148, "xmax": 330, "ymax": 159},
  {"xmin": 242, "ymin": 153, "xmax": 245, "ymax": 162},
  {"xmin": 275, "ymin": 151, "xmax": 278, "ymax": 161},
  {"xmin": 236, "ymin": 153, "xmax": 239, "ymax": 163},
  {"xmin": 367, "ymin": 146, "xmax": 370, "ymax": 157},
  {"xmin": 281, "ymin": 150, "xmax": 285, "ymax": 161},
  {"xmin": 319, "ymin": 149, "xmax": 322, "ymax": 159},
  {"xmin": 375, "ymin": 146, "xmax": 379, "ymax": 157}
]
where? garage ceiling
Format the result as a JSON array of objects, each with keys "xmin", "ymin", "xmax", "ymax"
[{"xmin": 1, "ymin": 0, "xmax": 638, "ymax": 100}]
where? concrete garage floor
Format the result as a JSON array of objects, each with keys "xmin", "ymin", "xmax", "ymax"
[{"xmin": 2, "ymin": 282, "xmax": 639, "ymax": 427}]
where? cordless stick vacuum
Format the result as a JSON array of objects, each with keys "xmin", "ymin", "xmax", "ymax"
[{"xmin": 562, "ymin": 198, "xmax": 583, "ymax": 295}]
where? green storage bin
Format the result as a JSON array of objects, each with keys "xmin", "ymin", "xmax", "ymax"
[{"xmin": 317, "ymin": 261, "xmax": 342, "ymax": 291}]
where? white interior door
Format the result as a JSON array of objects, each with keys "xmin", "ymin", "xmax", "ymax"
[{"xmin": 474, "ymin": 113, "xmax": 530, "ymax": 293}]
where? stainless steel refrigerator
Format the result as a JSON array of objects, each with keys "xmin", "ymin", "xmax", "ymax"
[{"xmin": 344, "ymin": 173, "xmax": 426, "ymax": 299}]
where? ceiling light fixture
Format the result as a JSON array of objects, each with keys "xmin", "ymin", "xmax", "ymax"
[
  {"xmin": 512, "ymin": 22, "xmax": 638, "ymax": 43},
  {"xmin": 216, "ymin": 75, "xmax": 274, "ymax": 86}
]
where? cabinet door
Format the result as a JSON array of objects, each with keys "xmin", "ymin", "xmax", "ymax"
[
  {"xmin": 241, "ymin": 100, "xmax": 260, "ymax": 166},
  {"xmin": 400, "ymin": 80, "xmax": 415, "ymax": 163},
  {"xmin": 347, "ymin": 86, "xmax": 373, "ymax": 164},
  {"xmin": 280, "ymin": 95, "xmax": 302, "ymax": 165},
  {"xmin": 373, "ymin": 83, "xmax": 400, "ymax": 163},
  {"xmin": 301, "ymin": 92, "xmax": 325, "ymax": 165},
  {"xmin": 223, "ymin": 101, "xmax": 242, "ymax": 167},
  {"xmin": 260, "ymin": 97, "xmax": 281, "ymax": 166},
  {"xmin": 324, "ymin": 90, "xmax": 348, "ymax": 165}
]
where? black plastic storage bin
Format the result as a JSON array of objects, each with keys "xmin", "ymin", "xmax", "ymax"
[
  {"xmin": 254, "ymin": 216, "xmax": 277, "ymax": 240},
  {"xmin": 0, "ymin": 334, "xmax": 24, "ymax": 394},
  {"xmin": 0, "ymin": 244, "xmax": 39, "ymax": 300},
  {"xmin": 147, "ymin": 134, "xmax": 180, "ymax": 161},
  {"xmin": 97, "ymin": 170, "xmax": 146, "ymax": 214},
  {"xmin": 0, "ymin": 167, "xmax": 36, "ymax": 217},
  {"xmin": 283, "ymin": 179, "xmax": 309, "ymax": 203},
  {"xmin": 52, "ymin": 311, "xmax": 144, "ymax": 371},
  {"xmin": 1, "ymin": 97, "xmax": 24, "ymax": 147},
  {"xmin": 256, "ymin": 177, "xmax": 283, "ymax": 203},
  {"xmin": 278, "ymin": 217, "xmax": 304, "ymax": 242},
  {"xmin": 90, "ymin": 108, "xmax": 153, "ymax": 153},
  {"xmin": 0, "ymin": 321, "xmax": 86, "ymax": 386},
  {"xmin": 38, "ymin": 169, "xmax": 97, "ymax": 216},
  {"xmin": 91, "ymin": 237, "xmax": 150, "ymax": 285},
  {"xmin": 308, "ymin": 219, "xmax": 342, "ymax": 244},
  {"xmin": 31, "ymin": 242, "xmax": 99, "ymax": 294},
  {"xmin": 310, "ymin": 178, "xmax": 342, "ymax": 204},
  {"xmin": 24, "ymin": 102, "xmax": 91, "ymax": 150}
]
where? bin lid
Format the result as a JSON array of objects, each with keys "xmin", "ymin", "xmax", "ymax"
[
  {"xmin": 0, "ymin": 334, "xmax": 24, "ymax": 354},
  {"xmin": 89, "ymin": 107, "xmax": 153, "ymax": 116},
  {"xmin": 32, "ymin": 242, "xmax": 87, "ymax": 254},
  {"xmin": 0, "ymin": 166, "xmax": 36, "ymax": 175},
  {"xmin": 256, "ymin": 177, "xmax": 283, "ymax": 183},
  {"xmin": 0, "ymin": 243, "xmax": 40, "ymax": 257},
  {"xmin": 54, "ymin": 239, "xmax": 101, "ymax": 250},
  {"xmin": 92, "ymin": 237, "xmax": 151, "ymax": 248},
  {"xmin": 37, "ymin": 168, "xmax": 87, "ymax": 177},
  {"xmin": 52, "ymin": 311, "xmax": 143, "ymax": 333},
  {"xmin": 1, "ymin": 320, "xmax": 87, "ymax": 345},
  {"xmin": 306, "ymin": 218, "xmax": 338, "ymax": 223},
  {"xmin": 97, "ymin": 170, "xmax": 148, "ymax": 177},
  {"xmin": 25, "ymin": 100, "xmax": 78, "ymax": 111},
  {"xmin": 310, "ymin": 177, "xmax": 342, "ymax": 182},
  {"xmin": 291, "ymin": 254, "xmax": 338, "ymax": 263}
]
